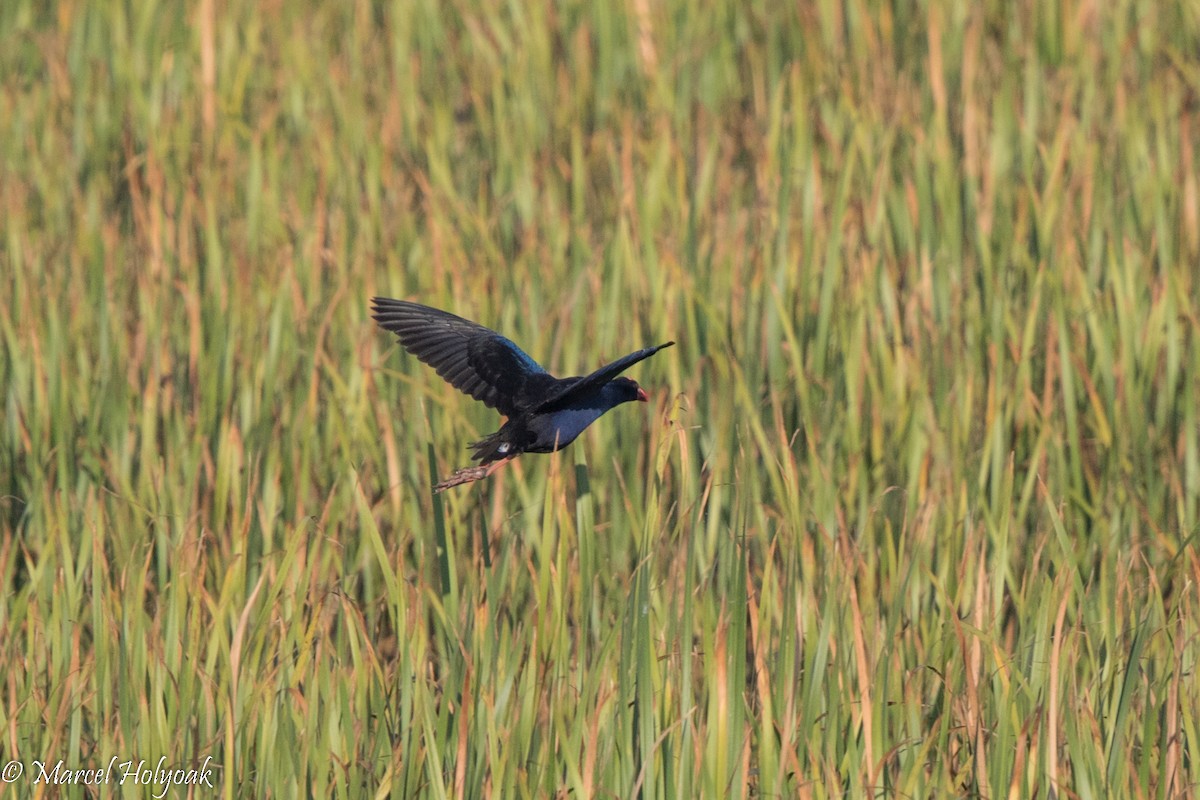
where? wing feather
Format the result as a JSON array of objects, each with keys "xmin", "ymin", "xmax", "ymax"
[
  {"xmin": 371, "ymin": 297, "xmax": 560, "ymax": 416},
  {"xmin": 536, "ymin": 342, "xmax": 675, "ymax": 412}
]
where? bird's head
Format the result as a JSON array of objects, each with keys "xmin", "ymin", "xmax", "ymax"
[{"xmin": 610, "ymin": 376, "xmax": 649, "ymax": 404}]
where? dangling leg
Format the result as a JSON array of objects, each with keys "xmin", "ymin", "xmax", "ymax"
[
  {"xmin": 432, "ymin": 456, "xmax": 516, "ymax": 493},
  {"xmin": 484, "ymin": 456, "xmax": 515, "ymax": 477}
]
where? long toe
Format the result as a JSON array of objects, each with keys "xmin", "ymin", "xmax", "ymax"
[
  {"xmin": 433, "ymin": 465, "xmax": 492, "ymax": 493},
  {"xmin": 432, "ymin": 456, "xmax": 516, "ymax": 492}
]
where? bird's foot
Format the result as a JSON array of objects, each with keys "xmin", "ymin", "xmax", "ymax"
[{"xmin": 432, "ymin": 457, "xmax": 514, "ymax": 493}]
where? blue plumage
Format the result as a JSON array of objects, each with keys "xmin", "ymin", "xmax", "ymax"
[
  {"xmin": 371, "ymin": 297, "xmax": 674, "ymax": 491},
  {"xmin": 496, "ymin": 335, "xmax": 544, "ymax": 376}
]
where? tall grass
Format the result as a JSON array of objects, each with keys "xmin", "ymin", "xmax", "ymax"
[{"xmin": 1, "ymin": 0, "xmax": 1197, "ymax": 796}]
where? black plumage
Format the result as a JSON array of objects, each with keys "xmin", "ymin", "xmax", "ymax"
[{"xmin": 371, "ymin": 297, "xmax": 674, "ymax": 490}]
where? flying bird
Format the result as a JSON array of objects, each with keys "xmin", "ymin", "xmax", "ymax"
[{"xmin": 371, "ymin": 298, "xmax": 674, "ymax": 492}]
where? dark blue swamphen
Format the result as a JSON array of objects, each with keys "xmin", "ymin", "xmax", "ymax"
[{"xmin": 371, "ymin": 298, "xmax": 674, "ymax": 491}]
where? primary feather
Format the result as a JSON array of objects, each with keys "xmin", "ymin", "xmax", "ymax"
[
  {"xmin": 536, "ymin": 344, "xmax": 676, "ymax": 412},
  {"xmin": 370, "ymin": 298, "xmax": 558, "ymax": 417}
]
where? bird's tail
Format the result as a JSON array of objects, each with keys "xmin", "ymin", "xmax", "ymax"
[{"xmin": 468, "ymin": 431, "xmax": 512, "ymax": 464}]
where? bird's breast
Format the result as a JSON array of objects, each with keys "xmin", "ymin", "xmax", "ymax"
[{"xmin": 526, "ymin": 406, "xmax": 610, "ymax": 452}]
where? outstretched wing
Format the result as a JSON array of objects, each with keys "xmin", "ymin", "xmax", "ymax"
[
  {"xmin": 371, "ymin": 297, "xmax": 559, "ymax": 417},
  {"xmin": 536, "ymin": 341, "xmax": 675, "ymax": 412}
]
